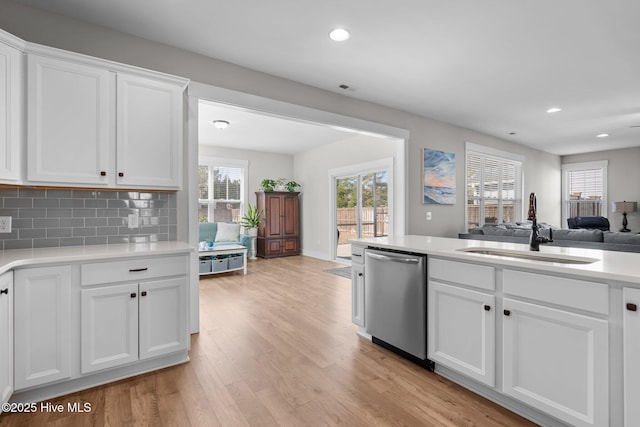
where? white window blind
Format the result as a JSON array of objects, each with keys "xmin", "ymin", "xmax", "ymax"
[
  {"xmin": 198, "ymin": 160, "xmax": 247, "ymax": 223},
  {"xmin": 562, "ymin": 161, "xmax": 607, "ymax": 224},
  {"xmin": 466, "ymin": 145, "xmax": 523, "ymax": 230}
]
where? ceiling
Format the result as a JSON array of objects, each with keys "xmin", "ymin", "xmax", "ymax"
[{"xmin": 11, "ymin": 0, "xmax": 640, "ymax": 156}]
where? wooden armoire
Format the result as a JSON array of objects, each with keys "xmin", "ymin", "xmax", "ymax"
[{"xmin": 256, "ymin": 191, "xmax": 300, "ymax": 258}]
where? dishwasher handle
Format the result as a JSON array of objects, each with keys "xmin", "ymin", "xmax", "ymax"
[{"xmin": 367, "ymin": 252, "xmax": 421, "ymax": 264}]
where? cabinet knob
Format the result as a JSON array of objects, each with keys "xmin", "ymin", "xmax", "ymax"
[
  {"xmin": 627, "ymin": 303, "xmax": 638, "ymax": 312},
  {"xmin": 503, "ymin": 309, "xmax": 511, "ymax": 316},
  {"xmin": 141, "ymin": 291, "xmax": 147, "ymax": 297},
  {"xmin": 118, "ymin": 172, "xmax": 124, "ymax": 177},
  {"xmin": 130, "ymin": 293, "xmax": 137, "ymax": 298},
  {"xmin": 358, "ymin": 273, "xmax": 363, "ymax": 277},
  {"xmin": 484, "ymin": 305, "xmax": 491, "ymax": 311},
  {"xmin": 0, "ymin": 288, "xmax": 8, "ymax": 295},
  {"xmin": 100, "ymin": 171, "xmax": 107, "ymax": 176}
]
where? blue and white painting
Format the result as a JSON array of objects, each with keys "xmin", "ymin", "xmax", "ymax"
[{"xmin": 423, "ymin": 148, "xmax": 456, "ymax": 204}]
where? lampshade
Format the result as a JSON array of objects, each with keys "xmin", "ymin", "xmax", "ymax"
[{"xmin": 612, "ymin": 201, "xmax": 638, "ymax": 213}]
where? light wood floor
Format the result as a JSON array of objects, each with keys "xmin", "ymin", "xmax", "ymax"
[{"xmin": 1, "ymin": 256, "xmax": 536, "ymax": 427}]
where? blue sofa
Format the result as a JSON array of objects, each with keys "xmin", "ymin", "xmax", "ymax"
[
  {"xmin": 459, "ymin": 222, "xmax": 640, "ymax": 253},
  {"xmin": 198, "ymin": 222, "xmax": 251, "ymax": 249}
]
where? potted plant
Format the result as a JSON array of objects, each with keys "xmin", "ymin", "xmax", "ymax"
[
  {"xmin": 239, "ymin": 204, "xmax": 264, "ymax": 237},
  {"xmin": 260, "ymin": 178, "xmax": 276, "ymax": 192},
  {"xmin": 286, "ymin": 180, "xmax": 301, "ymax": 192}
]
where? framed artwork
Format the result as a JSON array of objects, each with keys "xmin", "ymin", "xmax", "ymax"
[{"xmin": 423, "ymin": 148, "xmax": 456, "ymax": 204}]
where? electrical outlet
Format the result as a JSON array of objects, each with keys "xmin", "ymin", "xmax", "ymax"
[
  {"xmin": 128, "ymin": 213, "xmax": 139, "ymax": 228},
  {"xmin": 0, "ymin": 216, "xmax": 11, "ymax": 233},
  {"xmin": 426, "ymin": 212, "xmax": 432, "ymax": 221}
]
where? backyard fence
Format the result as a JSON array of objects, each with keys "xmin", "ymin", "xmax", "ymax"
[{"xmin": 337, "ymin": 207, "xmax": 388, "ymax": 243}]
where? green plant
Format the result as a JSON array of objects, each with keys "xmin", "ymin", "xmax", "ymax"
[
  {"xmin": 286, "ymin": 180, "xmax": 301, "ymax": 192},
  {"xmin": 239, "ymin": 204, "xmax": 264, "ymax": 229},
  {"xmin": 261, "ymin": 179, "xmax": 276, "ymax": 192}
]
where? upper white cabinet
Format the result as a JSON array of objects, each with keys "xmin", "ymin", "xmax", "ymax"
[
  {"xmin": 116, "ymin": 73, "xmax": 182, "ymax": 188},
  {"xmin": 27, "ymin": 54, "xmax": 111, "ymax": 185},
  {"xmin": 0, "ymin": 34, "xmax": 23, "ymax": 184},
  {"xmin": 25, "ymin": 46, "xmax": 187, "ymax": 189},
  {"xmin": 0, "ymin": 271, "xmax": 13, "ymax": 406}
]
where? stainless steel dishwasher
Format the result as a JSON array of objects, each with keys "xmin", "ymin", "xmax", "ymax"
[{"xmin": 364, "ymin": 248, "xmax": 431, "ymax": 368}]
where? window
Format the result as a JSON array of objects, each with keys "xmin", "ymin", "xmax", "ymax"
[
  {"xmin": 562, "ymin": 161, "xmax": 608, "ymax": 225},
  {"xmin": 198, "ymin": 158, "xmax": 248, "ymax": 223},
  {"xmin": 466, "ymin": 143, "xmax": 523, "ymax": 230}
]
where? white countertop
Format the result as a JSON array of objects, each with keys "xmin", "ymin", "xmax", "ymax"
[
  {"xmin": 350, "ymin": 235, "xmax": 640, "ymax": 284},
  {"xmin": 0, "ymin": 241, "xmax": 194, "ymax": 275}
]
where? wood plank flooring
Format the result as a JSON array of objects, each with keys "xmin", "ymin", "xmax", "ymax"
[{"xmin": 0, "ymin": 256, "xmax": 537, "ymax": 426}]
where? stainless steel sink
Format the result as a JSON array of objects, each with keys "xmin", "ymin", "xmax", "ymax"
[{"xmin": 457, "ymin": 247, "xmax": 598, "ymax": 264}]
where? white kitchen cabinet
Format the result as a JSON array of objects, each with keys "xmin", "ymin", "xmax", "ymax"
[
  {"xmin": 623, "ymin": 287, "xmax": 640, "ymax": 427},
  {"xmin": 351, "ymin": 263, "xmax": 365, "ymax": 327},
  {"xmin": 81, "ymin": 282, "xmax": 139, "ymax": 374},
  {"xmin": 502, "ymin": 298, "xmax": 608, "ymax": 427},
  {"xmin": 27, "ymin": 54, "xmax": 111, "ymax": 186},
  {"xmin": 0, "ymin": 38, "xmax": 23, "ymax": 183},
  {"xmin": 14, "ymin": 266, "xmax": 72, "ymax": 390},
  {"xmin": 0, "ymin": 272, "xmax": 13, "ymax": 406},
  {"xmin": 116, "ymin": 73, "xmax": 182, "ymax": 188},
  {"xmin": 428, "ymin": 280, "xmax": 495, "ymax": 386}
]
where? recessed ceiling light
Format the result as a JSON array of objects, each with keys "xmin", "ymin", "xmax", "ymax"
[
  {"xmin": 596, "ymin": 133, "xmax": 609, "ymax": 138},
  {"xmin": 212, "ymin": 120, "xmax": 230, "ymax": 129},
  {"xmin": 329, "ymin": 28, "xmax": 350, "ymax": 42},
  {"xmin": 546, "ymin": 107, "xmax": 562, "ymax": 113}
]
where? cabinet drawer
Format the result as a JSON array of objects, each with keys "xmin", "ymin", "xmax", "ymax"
[
  {"xmin": 503, "ymin": 269, "xmax": 608, "ymax": 315},
  {"xmin": 81, "ymin": 255, "xmax": 187, "ymax": 286},
  {"xmin": 429, "ymin": 258, "xmax": 495, "ymax": 291},
  {"xmin": 351, "ymin": 245, "xmax": 365, "ymax": 265}
]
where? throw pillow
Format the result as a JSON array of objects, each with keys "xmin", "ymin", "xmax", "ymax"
[{"xmin": 215, "ymin": 222, "xmax": 241, "ymax": 243}]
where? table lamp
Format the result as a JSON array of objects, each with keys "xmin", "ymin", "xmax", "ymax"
[{"xmin": 612, "ymin": 201, "xmax": 637, "ymax": 232}]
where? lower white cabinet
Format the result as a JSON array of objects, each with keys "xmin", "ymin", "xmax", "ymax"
[
  {"xmin": 14, "ymin": 266, "xmax": 72, "ymax": 390},
  {"xmin": 623, "ymin": 287, "xmax": 640, "ymax": 427},
  {"xmin": 502, "ymin": 298, "xmax": 609, "ymax": 427},
  {"xmin": 81, "ymin": 277, "xmax": 187, "ymax": 374},
  {"xmin": 351, "ymin": 263, "xmax": 365, "ymax": 327},
  {"xmin": 0, "ymin": 272, "xmax": 13, "ymax": 405},
  {"xmin": 428, "ymin": 280, "xmax": 495, "ymax": 386}
]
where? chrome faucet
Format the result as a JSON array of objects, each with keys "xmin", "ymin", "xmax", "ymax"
[{"xmin": 528, "ymin": 192, "xmax": 553, "ymax": 251}]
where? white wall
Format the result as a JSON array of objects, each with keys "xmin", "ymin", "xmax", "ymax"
[
  {"xmin": 562, "ymin": 147, "xmax": 640, "ymax": 231},
  {"xmin": 293, "ymin": 135, "xmax": 397, "ymax": 258},
  {"xmin": 198, "ymin": 145, "xmax": 294, "ymax": 205},
  {"xmin": 0, "ymin": 0, "xmax": 562, "ymax": 243}
]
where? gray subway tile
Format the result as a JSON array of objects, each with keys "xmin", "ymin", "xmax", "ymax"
[
  {"xmin": 119, "ymin": 208, "xmax": 139, "ymax": 217},
  {"xmin": 0, "ymin": 241, "xmax": 3, "ymax": 250},
  {"xmin": 34, "ymin": 198, "xmax": 60, "ymax": 208},
  {"xmin": 96, "ymin": 191, "xmax": 116, "ymax": 199},
  {"xmin": 72, "ymin": 190, "xmax": 96, "ymax": 199},
  {"xmin": 130, "ymin": 200, "xmax": 149, "ymax": 209},
  {"xmin": 130, "ymin": 235, "xmax": 149, "ymax": 243},
  {"xmin": 157, "ymin": 233, "xmax": 169, "ymax": 241},
  {"xmin": 20, "ymin": 209, "xmax": 47, "ymax": 218},
  {"xmin": 139, "ymin": 209, "xmax": 155, "ymax": 217},
  {"xmin": 73, "ymin": 208, "xmax": 97, "ymax": 218},
  {"xmin": 118, "ymin": 191, "xmax": 139, "ymax": 200},
  {"xmin": 108, "ymin": 235, "xmax": 130, "ymax": 244},
  {"xmin": 85, "ymin": 236, "xmax": 108, "ymax": 245},
  {"xmin": 168, "ymin": 194, "xmax": 177, "ymax": 208},
  {"xmin": 85, "ymin": 217, "xmax": 107, "ymax": 227},
  {"xmin": 0, "ymin": 230, "xmax": 18, "ymax": 239},
  {"xmin": 5, "ymin": 239, "xmax": 32, "ymax": 250},
  {"xmin": 0, "ymin": 189, "xmax": 18, "ymax": 197},
  {"xmin": 33, "ymin": 238, "xmax": 60, "ymax": 248},
  {"xmin": 141, "ymin": 225, "xmax": 159, "ymax": 234},
  {"xmin": 157, "ymin": 193, "xmax": 168, "ymax": 200},
  {"xmin": 46, "ymin": 189, "xmax": 72, "ymax": 198},
  {"xmin": 12, "ymin": 218, "xmax": 33, "ymax": 229},
  {"xmin": 34, "ymin": 218, "xmax": 60, "ymax": 228},
  {"xmin": 18, "ymin": 188, "xmax": 46, "ymax": 197},
  {"xmin": 169, "ymin": 225, "xmax": 177, "ymax": 240},
  {"xmin": 60, "ymin": 199, "xmax": 85, "ymax": 208},
  {"xmin": 97, "ymin": 208, "xmax": 119, "ymax": 217},
  {"xmin": 4, "ymin": 198, "xmax": 33, "ymax": 208},
  {"xmin": 73, "ymin": 227, "xmax": 96, "ymax": 237},
  {"xmin": 85, "ymin": 199, "xmax": 107, "ymax": 208},
  {"xmin": 97, "ymin": 226, "xmax": 119, "ymax": 236},
  {"xmin": 19, "ymin": 228, "xmax": 46, "ymax": 239},
  {"xmin": 60, "ymin": 218, "xmax": 84, "ymax": 227},
  {"xmin": 108, "ymin": 199, "xmax": 128, "ymax": 209},
  {"xmin": 108, "ymin": 217, "xmax": 125, "ymax": 227},
  {"xmin": 47, "ymin": 228, "xmax": 73, "ymax": 238},
  {"xmin": 60, "ymin": 237, "xmax": 85, "ymax": 247},
  {"xmin": 168, "ymin": 209, "xmax": 177, "ymax": 224},
  {"xmin": 0, "ymin": 208, "xmax": 19, "ymax": 217},
  {"xmin": 119, "ymin": 226, "xmax": 135, "ymax": 235},
  {"xmin": 138, "ymin": 192, "xmax": 153, "ymax": 200},
  {"xmin": 47, "ymin": 208, "xmax": 73, "ymax": 218}
]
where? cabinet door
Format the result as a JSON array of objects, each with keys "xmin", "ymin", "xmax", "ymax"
[
  {"xmin": 14, "ymin": 266, "xmax": 72, "ymax": 390},
  {"xmin": 116, "ymin": 73, "xmax": 182, "ymax": 189},
  {"xmin": 139, "ymin": 277, "xmax": 187, "ymax": 360},
  {"xmin": 351, "ymin": 263, "xmax": 365, "ymax": 327},
  {"xmin": 264, "ymin": 195, "xmax": 283, "ymax": 238},
  {"xmin": 282, "ymin": 194, "xmax": 299, "ymax": 238},
  {"xmin": 624, "ymin": 287, "xmax": 640, "ymax": 427},
  {"xmin": 502, "ymin": 298, "xmax": 608, "ymax": 427},
  {"xmin": 27, "ymin": 54, "xmax": 111, "ymax": 185},
  {"xmin": 0, "ymin": 272, "xmax": 13, "ymax": 405},
  {"xmin": 428, "ymin": 281, "xmax": 495, "ymax": 386},
  {"xmin": 0, "ymin": 42, "xmax": 22, "ymax": 183},
  {"xmin": 81, "ymin": 283, "xmax": 139, "ymax": 374}
]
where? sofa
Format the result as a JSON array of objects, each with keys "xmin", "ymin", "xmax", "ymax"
[
  {"xmin": 459, "ymin": 222, "xmax": 640, "ymax": 253},
  {"xmin": 198, "ymin": 222, "xmax": 251, "ymax": 249}
]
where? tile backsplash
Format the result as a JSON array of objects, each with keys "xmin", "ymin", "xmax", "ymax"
[{"xmin": 0, "ymin": 188, "xmax": 177, "ymax": 250}]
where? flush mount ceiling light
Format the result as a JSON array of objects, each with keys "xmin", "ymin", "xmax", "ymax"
[
  {"xmin": 596, "ymin": 133, "xmax": 609, "ymax": 138},
  {"xmin": 212, "ymin": 120, "xmax": 230, "ymax": 129},
  {"xmin": 329, "ymin": 28, "xmax": 350, "ymax": 42},
  {"xmin": 546, "ymin": 107, "xmax": 563, "ymax": 113}
]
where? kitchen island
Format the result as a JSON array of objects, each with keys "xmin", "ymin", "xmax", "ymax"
[
  {"xmin": 350, "ymin": 235, "xmax": 640, "ymax": 427},
  {"xmin": 0, "ymin": 242, "xmax": 193, "ymax": 408}
]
